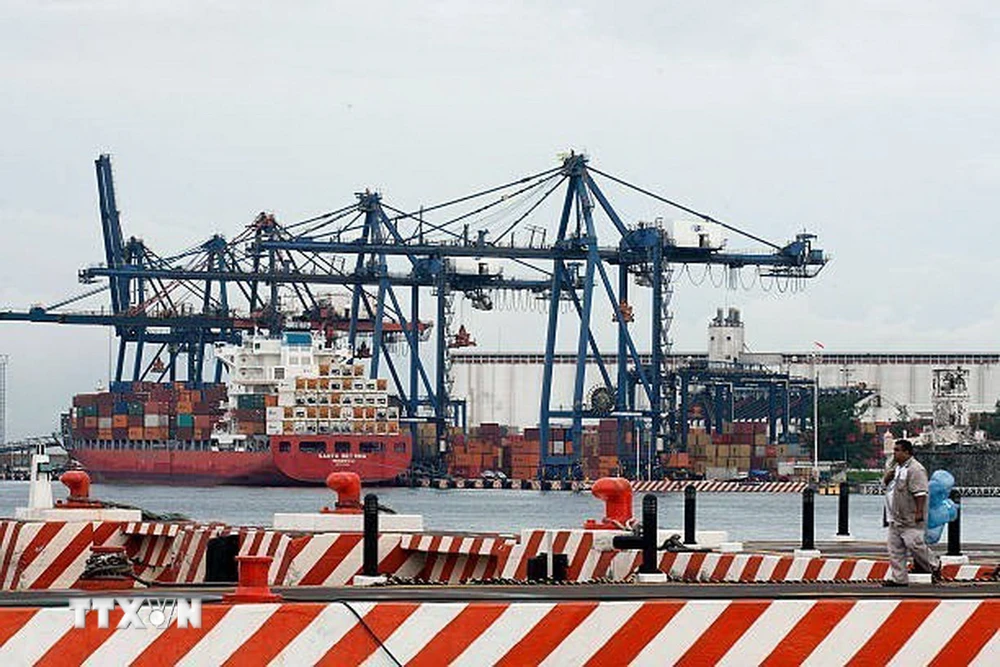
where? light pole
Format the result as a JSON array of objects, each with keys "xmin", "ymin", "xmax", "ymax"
[
  {"xmin": 811, "ymin": 344, "xmax": 823, "ymax": 482},
  {"xmin": 813, "ymin": 363, "xmax": 819, "ymax": 481},
  {"xmin": 612, "ymin": 410, "xmax": 644, "ymax": 480}
]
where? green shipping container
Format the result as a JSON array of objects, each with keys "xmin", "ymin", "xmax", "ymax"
[
  {"xmin": 237, "ymin": 394, "xmax": 266, "ymax": 410},
  {"xmin": 177, "ymin": 414, "xmax": 195, "ymax": 427}
]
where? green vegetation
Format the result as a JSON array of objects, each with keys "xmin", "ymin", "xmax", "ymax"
[
  {"xmin": 847, "ymin": 469, "xmax": 883, "ymax": 483},
  {"xmin": 816, "ymin": 390, "xmax": 876, "ymax": 466}
]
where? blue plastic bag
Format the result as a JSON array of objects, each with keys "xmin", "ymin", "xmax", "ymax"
[{"xmin": 925, "ymin": 469, "xmax": 958, "ymax": 544}]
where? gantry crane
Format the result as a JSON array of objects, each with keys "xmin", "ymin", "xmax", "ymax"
[{"xmin": 0, "ymin": 152, "xmax": 826, "ymax": 478}]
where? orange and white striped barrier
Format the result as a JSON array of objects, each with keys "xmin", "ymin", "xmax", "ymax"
[
  {"xmin": 487, "ymin": 530, "xmax": 998, "ymax": 584},
  {"xmin": 0, "ymin": 520, "xmax": 126, "ymax": 590},
  {"xmin": 632, "ymin": 480, "xmax": 808, "ymax": 493},
  {"xmin": 644, "ymin": 551, "xmax": 997, "ymax": 584},
  {"xmin": 0, "ymin": 598, "xmax": 996, "ymax": 665},
  {"xmin": 1, "ymin": 518, "xmax": 996, "ymax": 590}
]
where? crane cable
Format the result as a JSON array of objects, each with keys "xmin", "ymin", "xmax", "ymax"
[{"xmin": 587, "ymin": 166, "xmax": 783, "ymax": 251}]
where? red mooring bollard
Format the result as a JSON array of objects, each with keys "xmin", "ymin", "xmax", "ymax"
[
  {"xmin": 321, "ymin": 471, "xmax": 363, "ymax": 514},
  {"xmin": 223, "ymin": 555, "xmax": 282, "ymax": 603},
  {"xmin": 56, "ymin": 470, "xmax": 103, "ymax": 508},
  {"xmin": 584, "ymin": 477, "xmax": 635, "ymax": 530}
]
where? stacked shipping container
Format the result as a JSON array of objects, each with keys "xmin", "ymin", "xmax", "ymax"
[
  {"xmin": 71, "ymin": 382, "xmax": 227, "ymax": 443},
  {"xmin": 686, "ymin": 421, "xmax": 775, "ymax": 478},
  {"xmin": 506, "ymin": 432, "xmax": 541, "ymax": 480},
  {"xmin": 271, "ymin": 364, "xmax": 400, "ymax": 437},
  {"xmin": 577, "ymin": 420, "xmax": 624, "ymax": 480},
  {"xmin": 447, "ymin": 423, "xmax": 503, "ymax": 478},
  {"xmin": 442, "ymin": 420, "xmax": 631, "ymax": 480}
]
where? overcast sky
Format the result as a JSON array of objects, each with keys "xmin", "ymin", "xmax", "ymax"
[{"xmin": 2, "ymin": 1, "xmax": 999, "ymax": 438}]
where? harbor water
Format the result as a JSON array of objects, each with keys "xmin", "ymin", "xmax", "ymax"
[{"xmin": 1, "ymin": 482, "xmax": 997, "ymax": 543}]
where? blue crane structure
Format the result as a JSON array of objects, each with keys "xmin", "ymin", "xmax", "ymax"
[{"xmin": 0, "ymin": 153, "xmax": 827, "ymax": 478}]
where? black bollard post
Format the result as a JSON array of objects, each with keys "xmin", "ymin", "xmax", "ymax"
[
  {"xmin": 363, "ymin": 493, "xmax": 379, "ymax": 577},
  {"xmin": 947, "ymin": 489, "xmax": 962, "ymax": 557},
  {"xmin": 802, "ymin": 487, "xmax": 815, "ymax": 551},
  {"xmin": 836, "ymin": 481, "xmax": 850, "ymax": 537},
  {"xmin": 639, "ymin": 494, "xmax": 659, "ymax": 574},
  {"xmin": 684, "ymin": 485, "xmax": 697, "ymax": 545}
]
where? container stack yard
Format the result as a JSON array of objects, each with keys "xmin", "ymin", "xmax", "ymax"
[
  {"xmin": 442, "ymin": 420, "xmax": 636, "ymax": 480},
  {"xmin": 686, "ymin": 422, "xmax": 772, "ymax": 478}
]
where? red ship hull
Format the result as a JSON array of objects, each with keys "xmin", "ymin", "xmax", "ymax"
[{"xmin": 68, "ymin": 434, "xmax": 412, "ymax": 486}]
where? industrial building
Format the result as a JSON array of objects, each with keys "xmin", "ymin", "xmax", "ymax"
[{"xmin": 453, "ymin": 309, "xmax": 1000, "ymax": 430}]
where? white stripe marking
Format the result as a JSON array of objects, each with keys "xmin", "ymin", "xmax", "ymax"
[
  {"xmin": 802, "ymin": 600, "xmax": 899, "ymax": 666},
  {"xmin": 699, "ymin": 554, "xmax": 720, "ymax": 581},
  {"xmin": 631, "ymin": 600, "xmax": 727, "ymax": 667},
  {"xmin": 669, "ymin": 553, "xmax": 692, "ymax": 578},
  {"xmin": 853, "ymin": 559, "xmax": 875, "ymax": 580},
  {"xmin": 717, "ymin": 600, "xmax": 813, "ymax": 666},
  {"xmin": 471, "ymin": 556, "xmax": 489, "ymax": 580},
  {"xmin": 269, "ymin": 601, "xmax": 375, "ymax": 666},
  {"xmin": 429, "ymin": 553, "xmax": 448, "ymax": 581},
  {"xmin": 176, "ymin": 604, "xmax": 276, "ymax": 667},
  {"xmin": 367, "ymin": 602, "xmax": 467, "ymax": 665},
  {"xmin": 318, "ymin": 538, "xmax": 365, "ymax": 585},
  {"xmin": 888, "ymin": 600, "xmax": 978, "ymax": 666},
  {"xmin": 83, "ymin": 608, "xmax": 165, "ymax": 667},
  {"xmin": 969, "ymin": 625, "xmax": 1000, "ymax": 667},
  {"xmin": 724, "ymin": 554, "xmax": 751, "ymax": 582},
  {"xmin": 540, "ymin": 601, "xmax": 642, "ymax": 666},
  {"xmin": 817, "ymin": 558, "xmax": 842, "ymax": 581},
  {"xmin": 785, "ymin": 557, "xmax": 811, "ymax": 581},
  {"xmin": 451, "ymin": 603, "xmax": 555, "ymax": 667},
  {"xmin": 0, "ymin": 608, "xmax": 74, "ymax": 664},
  {"xmin": 20, "ymin": 523, "xmax": 75, "ymax": 589},
  {"xmin": 755, "ymin": 555, "xmax": 781, "ymax": 581}
]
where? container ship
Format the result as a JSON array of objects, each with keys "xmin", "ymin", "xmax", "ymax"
[{"xmin": 63, "ymin": 331, "xmax": 410, "ymax": 485}]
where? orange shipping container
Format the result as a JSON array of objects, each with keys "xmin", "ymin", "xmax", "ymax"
[
  {"xmin": 665, "ymin": 452, "xmax": 690, "ymax": 468},
  {"xmin": 127, "ymin": 427, "xmax": 144, "ymax": 440},
  {"xmin": 265, "ymin": 395, "xmax": 278, "ymax": 407}
]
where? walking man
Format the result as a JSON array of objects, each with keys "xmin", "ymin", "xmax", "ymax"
[{"xmin": 883, "ymin": 439, "xmax": 940, "ymax": 586}]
